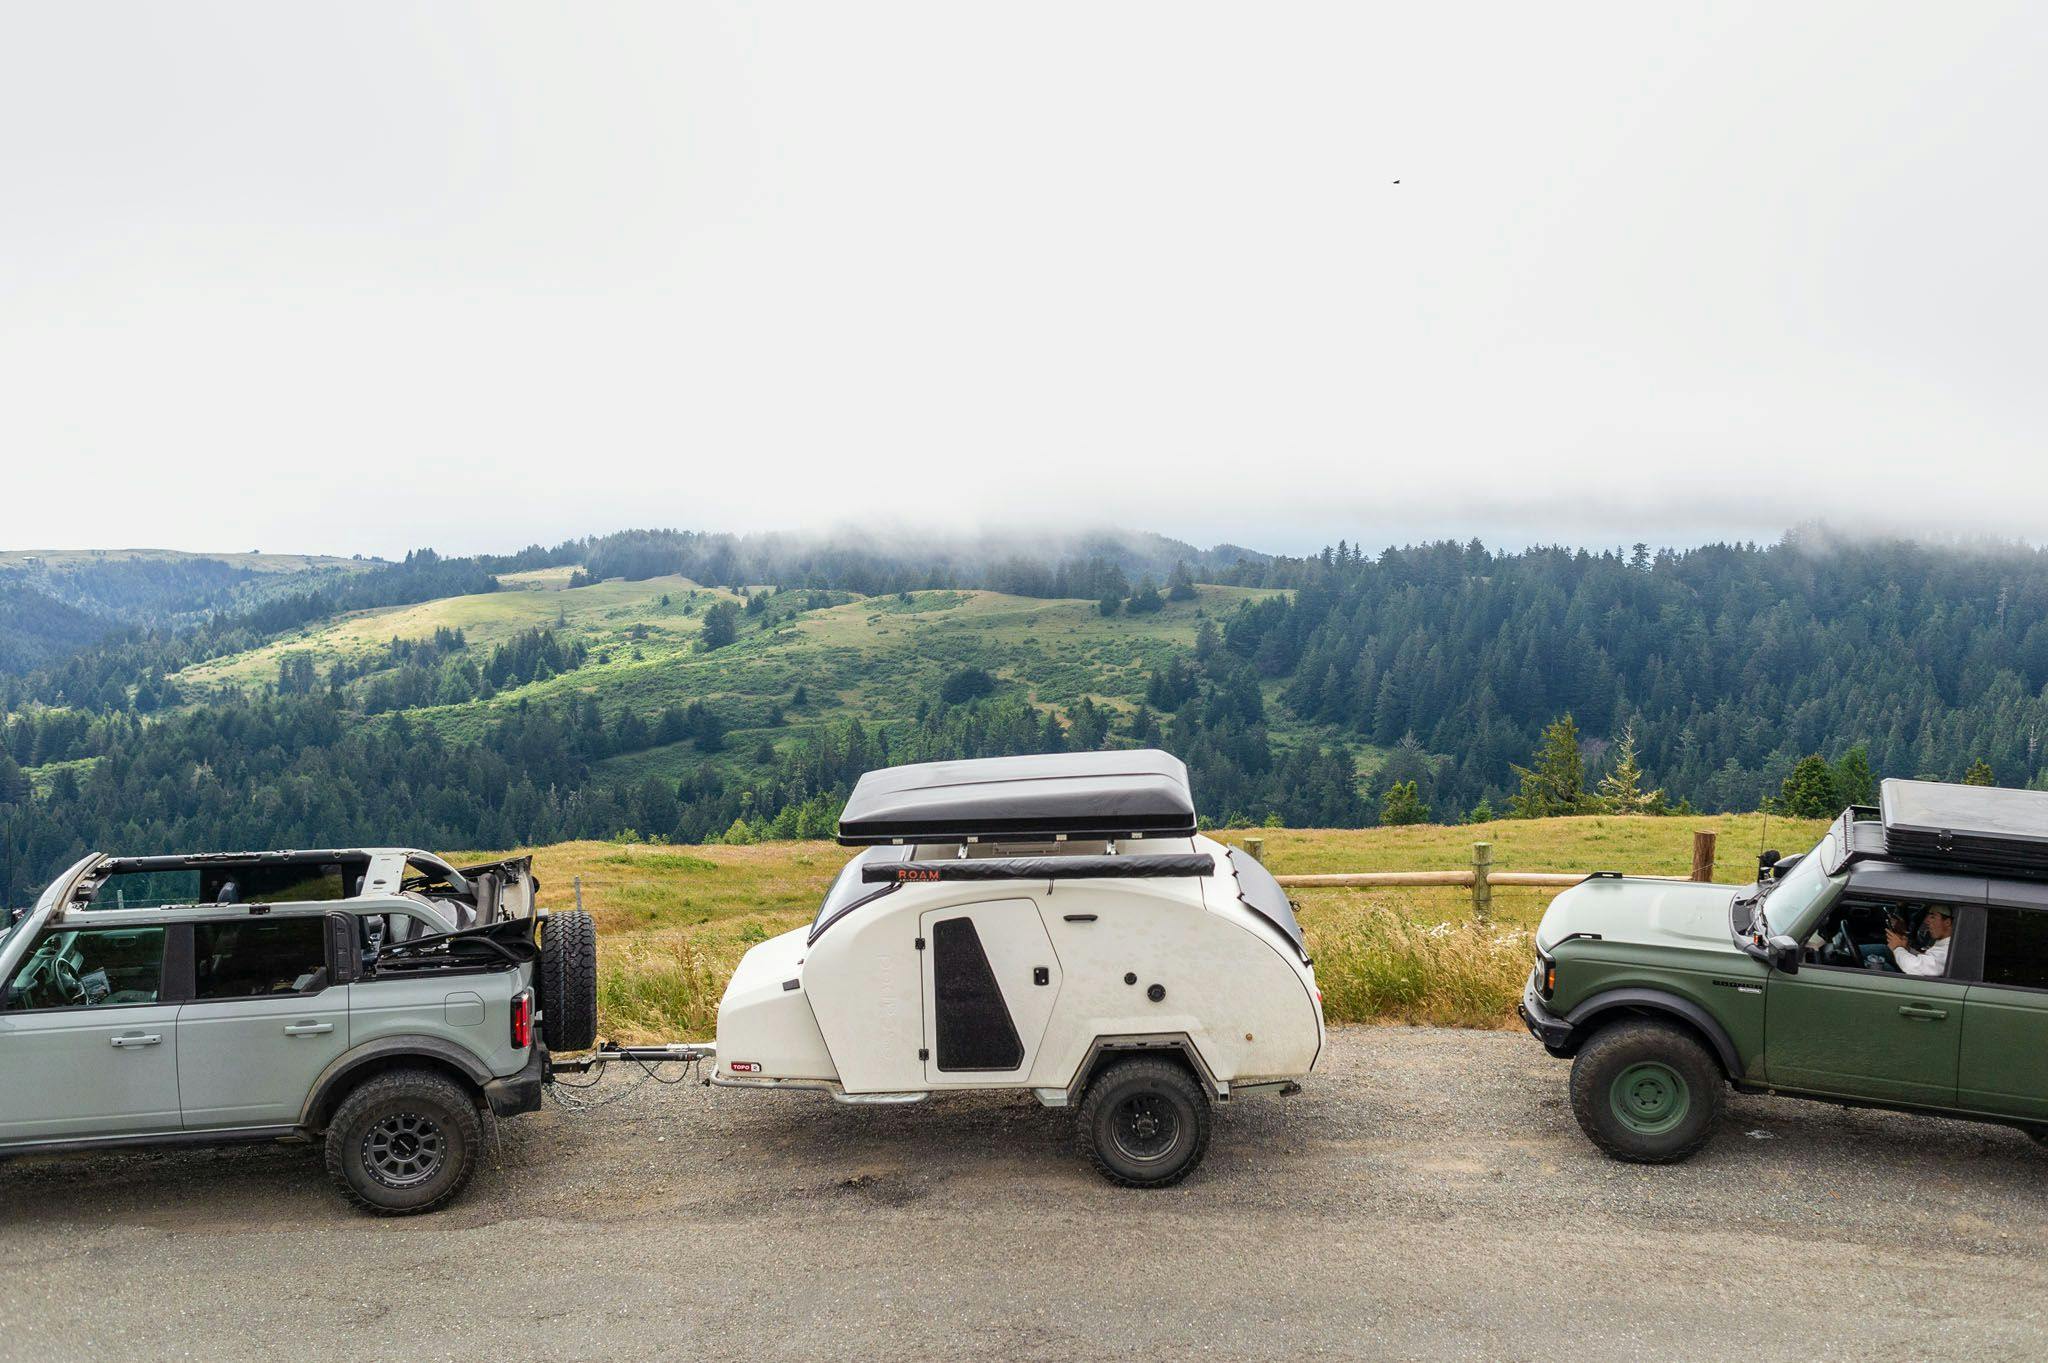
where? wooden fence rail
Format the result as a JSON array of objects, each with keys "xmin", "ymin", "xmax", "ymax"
[{"xmin": 1263, "ymin": 829, "xmax": 1721, "ymax": 923}]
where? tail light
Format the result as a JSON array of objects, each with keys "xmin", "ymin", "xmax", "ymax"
[{"xmin": 511, "ymin": 992, "xmax": 533, "ymax": 1049}]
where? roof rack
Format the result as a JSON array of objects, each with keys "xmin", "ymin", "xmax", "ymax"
[
  {"xmin": 1879, "ymin": 779, "xmax": 2048, "ymax": 879},
  {"xmin": 836, "ymin": 750, "xmax": 1198, "ymax": 846},
  {"xmin": 860, "ymin": 853, "xmax": 1214, "ymax": 885}
]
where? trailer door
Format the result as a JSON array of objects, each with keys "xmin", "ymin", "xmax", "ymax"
[{"xmin": 920, "ymin": 899, "xmax": 1060, "ymax": 1085}]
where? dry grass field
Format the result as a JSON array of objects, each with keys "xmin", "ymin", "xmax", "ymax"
[{"xmin": 485, "ymin": 812, "xmax": 1829, "ymax": 1043}]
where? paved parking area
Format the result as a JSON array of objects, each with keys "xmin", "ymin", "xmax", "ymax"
[{"xmin": 4, "ymin": 1026, "xmax": 2044, "ymax": 1362}]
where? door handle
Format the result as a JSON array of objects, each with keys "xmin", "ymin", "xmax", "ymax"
[
  {"xmin": 1898, "ymin": 1005, "xmax": 1948, "ymax": 1022},
  {"xmin": 109, "ymin": 1033, "xmax": 161, "ymax": 1048},
  {"xmin": 283, "ymin": 1022, "xmax": 335, "ymax": 1037}
]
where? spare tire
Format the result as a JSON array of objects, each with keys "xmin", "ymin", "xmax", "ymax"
[{"xmin": 537, "ymin": 909, "xmax": 599, "ymax": 1052}]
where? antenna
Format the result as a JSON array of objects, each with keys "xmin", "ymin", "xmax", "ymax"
[{"xmin": 1757, "ymin": 795, "xmax": 1773, "ymax": 879}]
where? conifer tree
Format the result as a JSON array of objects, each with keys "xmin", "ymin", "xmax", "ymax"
[
  {"xmin": 1509, "ymin": 714, "xmax": 1594, "ymax": 818},
  {"xmin": 1779, "ymin": 755, "xmax": 1840, "ymax": 819},
  {"xmin": 1596, "ymin": 721, "xmax": 1665, "ymax": 815},
  {"xmin": 1379, "ymin": 779, "xmax": 1429, "ymax": 826},
  {"xmin": 1964, "ymin": 759, "xmax": 1995, "ymax": 786},
  {"xmin": 1126, "ymin": 576, "xmax": 1165, "ymax": 614},
  {"xmin": 1833, "ymin": 745, "xmax": 1877, "ymax": 805}
]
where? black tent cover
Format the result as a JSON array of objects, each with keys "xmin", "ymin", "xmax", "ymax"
[
  {"xmin": 1880, "ymin": 778, "xmax": 2048, "ymax": 876},
  {"xmin": 836, "ymin": 750, "xmax": 1198, "ymax": 845}
]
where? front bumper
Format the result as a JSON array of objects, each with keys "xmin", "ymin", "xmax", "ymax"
[
  {"xmin": 1517, "ymin": 972, "xmax": 1575, "ymax": 1053},
  {"xmin": 485, "ymin": 1045, "xmax": 547, "ymax": 1118}
]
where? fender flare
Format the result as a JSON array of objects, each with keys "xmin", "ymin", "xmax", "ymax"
[
  {"xmin": 1061, "ymin": 1032, "xmax": 1226, "ymax": 1105},
  {"xmin": 299, "ymin": 1035, "xmax": 495, "ymax": 1129},
  {"xmin": 1564, "ymin": 988, "xmax": 1746, "ymax": 1080}
]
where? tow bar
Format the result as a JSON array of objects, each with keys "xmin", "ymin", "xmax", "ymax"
[
  {"xmin": 544, "ymin": 1042, "xmax": 717, "ymax": 1112},
  {"xmin": 548, "ymin": 1041, "xmax": 716, "ymax": 1076}
]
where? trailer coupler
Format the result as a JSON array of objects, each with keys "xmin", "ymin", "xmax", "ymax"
[{"xmin": 547, "ymin": 1041, "xmax": 716, "ymax": 1076}]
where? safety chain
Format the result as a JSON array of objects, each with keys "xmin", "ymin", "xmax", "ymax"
[{"xmin": 546, "ymin": 1047, "xmax": 704, "ymax": 1113}]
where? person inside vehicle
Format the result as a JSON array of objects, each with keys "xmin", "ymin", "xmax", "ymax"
[{"xmin": 1887, "ymin": 905, "xmax": 1952, "ymax": 976}]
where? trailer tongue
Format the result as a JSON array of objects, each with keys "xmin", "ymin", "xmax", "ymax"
[{"xmin": 549, "ymin": 1042, "xmax": 716, "ymax": 1075}]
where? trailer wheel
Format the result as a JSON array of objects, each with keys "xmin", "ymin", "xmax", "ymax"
[
  {"xmin": 1076, "ymin": 1057, "xmax": 1211, "ymax": 1188},
  {"xmin": 324, "ymin": 1068, "xmax": 481, "ymax": 1216},
  {"xmin": 538, "ymin": 909, "xmax": 599, "ymax": 1052}
]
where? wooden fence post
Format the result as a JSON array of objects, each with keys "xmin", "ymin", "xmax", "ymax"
[
  {"xmin": 1472, "ymin": 842, "xmax": 1492, "ymax": 922},
  {"xmin": 1690, "ymin": 831, "xmax": 1718, "ymax": 883},
  {"xmin": 574, "ymin": 875, "xmax": 584, "ymax": 911},
  {"xmin": 1244, "ymin": 837, "xmax": 1265, "ymax": 865}
]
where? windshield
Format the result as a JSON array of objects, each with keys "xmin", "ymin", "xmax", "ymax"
[{"xmin": 1759, "ymin": 830, "xmax": 1847, "ymax": 937}]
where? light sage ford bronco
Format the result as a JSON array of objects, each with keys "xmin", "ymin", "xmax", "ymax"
[
  {"xmin": 0, "ymin": 848, "xmax": 597, "ymax": 1213},
  {"xmin": 1521, "ymin": 779, "xmax": 2048, "ymax": 1162}
]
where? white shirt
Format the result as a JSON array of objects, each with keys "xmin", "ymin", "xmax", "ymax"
[{"xmin": 1893, "ymin": 935, "xmax": 1951, "ymax": 978}]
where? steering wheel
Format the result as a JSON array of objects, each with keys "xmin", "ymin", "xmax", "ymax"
[
  {"xmin": 1824, "ymin": 922, "xmax": 1861, "ymax": 967},
  {"xmin": 48, "ymin": 955, "xmax": 83, "ymax": 1006}
]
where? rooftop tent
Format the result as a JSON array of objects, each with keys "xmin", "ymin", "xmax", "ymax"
[
  {"xmin": 1880, "ymin": 778, "xmax": 2048, "ymax": 877},
  {"xmin": 836, "ymin": 749, "xmax": 1198, "ymax": 845}
]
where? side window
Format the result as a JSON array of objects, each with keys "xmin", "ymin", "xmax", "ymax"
[
  {"xmin": 3, "ymin": 927, "xmax": 167, "ymax": 1011},
  {"xmin": 1983, "ymin": 908, "xmax": 2048, "ymax": 990},
  {"xmin": 1803, "ymin": 900, "xmax": 1957, "ymax": 978},
  {"xmin": 193, "ymin": 918, "xmax": 330, "ymax": 999}
]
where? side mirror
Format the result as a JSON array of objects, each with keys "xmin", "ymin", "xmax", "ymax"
[
  {"xmin": 1757, "ymin": 849, "xmax": 1782, "ymax": 881},
  {"xmin": 1767, "ymin": 934, "xmax": 1801, "ymax": 975}
]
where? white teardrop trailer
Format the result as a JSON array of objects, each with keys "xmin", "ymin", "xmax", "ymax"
[{"xmin": 593, "ymin": 750, "xmax": 1325, "ymax": 1186}]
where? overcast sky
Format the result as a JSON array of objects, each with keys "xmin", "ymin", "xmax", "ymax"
[{"xmin": 2, "ymin": 3, "xmax": 2043, "ymax": 561}]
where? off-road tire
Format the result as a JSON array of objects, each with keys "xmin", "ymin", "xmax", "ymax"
[
  {"xmin": 1076, "ymin": 1057, "xmax": 1212, "ymax": 1188},
  {"xmin": 1569, "ymin": 1018, "xmax": 1723, "ymax": 1164},
  {"xmin": 324, "ymin": 1068, "xmax": 482, "ymax": 1215},
  {"xmin": 538, "ymin": 909, "xmax": 599, "ymax": 1052}
]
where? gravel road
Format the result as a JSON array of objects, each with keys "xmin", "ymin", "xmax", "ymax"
[{"xmin": 4, "ymin": 1026, "xmax": 2045, "ymax": 1363}]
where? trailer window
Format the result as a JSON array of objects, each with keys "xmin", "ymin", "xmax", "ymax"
[
  {"xmin": 807, "ymin": 846, "xmax": 909, "ymax": 945},
  {"xmin": 1228, "ymin": 850, "xmax": 1311, "ymax": 963}
]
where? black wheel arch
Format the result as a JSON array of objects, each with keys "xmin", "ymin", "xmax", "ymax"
[
  {"xmin": 1563, "ymin": 989, "xmax": 1745, "ymax": 1080},
  {"xmin": 301, "ymin": 1036, "xmax": 493, "ymax": 1132},
  {"xmin": 1065, "ymin": 1033, "xmax": 1224, "ymax": 1106}
]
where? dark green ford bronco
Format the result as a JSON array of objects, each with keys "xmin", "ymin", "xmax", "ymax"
[{"xmin": 1520, "ymin": 779, "xmax": 2048, "ymax": 1161}]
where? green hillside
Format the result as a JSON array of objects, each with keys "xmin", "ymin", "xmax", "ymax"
[{"xmin": 167, "ymin": 568, "xmax": 1289, "ymax": 786}]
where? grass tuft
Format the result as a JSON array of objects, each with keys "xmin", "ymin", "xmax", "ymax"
[
  {"xmin": 596, "ymin": 935, "xmax": 727, "ymax": 1041},
  {"xmin": 1308, "ymin": 907, "xmax": 1531, "ymax": 1029}
]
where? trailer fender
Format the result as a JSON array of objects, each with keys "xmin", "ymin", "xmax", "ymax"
[{"xmin": 1045, "ymin": 1033, "xmax": 1226, "ymax": 1108}]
